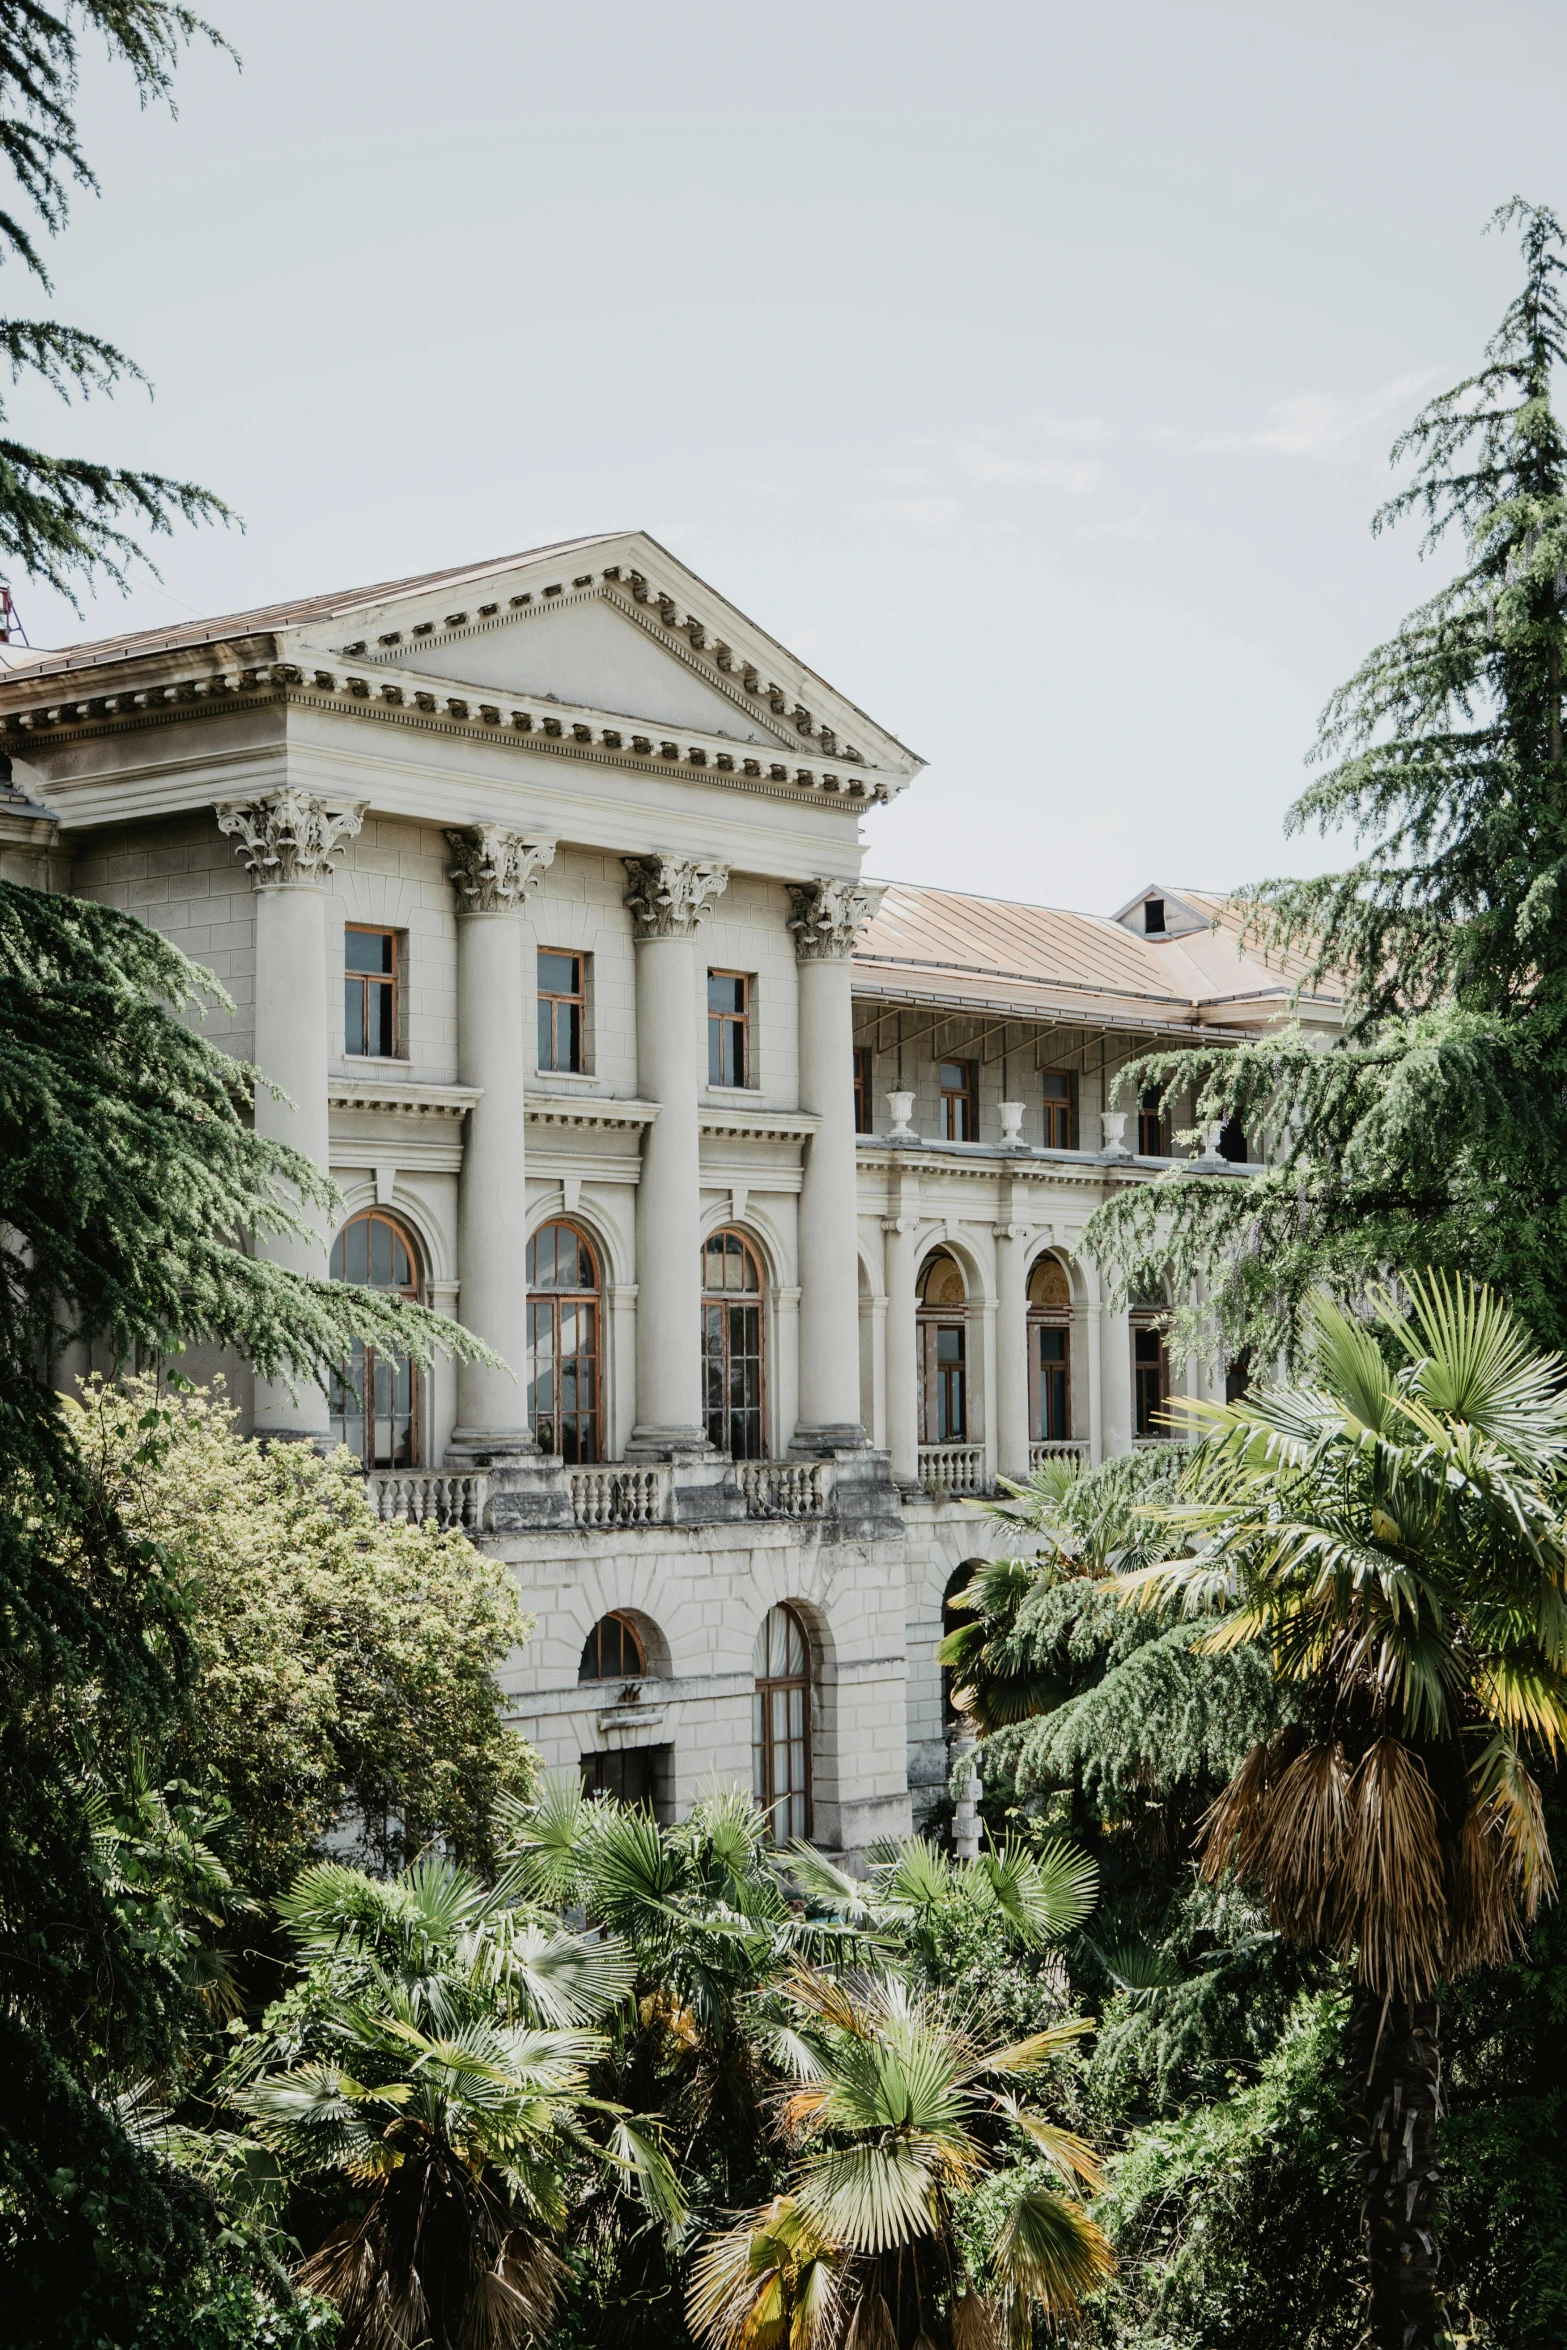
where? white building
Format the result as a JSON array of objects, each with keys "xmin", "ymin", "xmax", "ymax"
[{"xmin": 0, "ymin": 533, "xmax": 1338, "ymax": 1850}]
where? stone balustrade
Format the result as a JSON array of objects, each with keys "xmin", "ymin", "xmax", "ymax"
[
  {"xmin": 917, "ymin": 1443, "xmax": 988, "ymax": 1498},
  {"xmin": 365, "ymin": 1469, "xmax": 490, "ymax": 1532},
  {"xmin": 1029, "ymin": 1440, "xmax": 1089, "ymax": 1471},
  {"xmin": 570, "ymin": 1467, "xmax": 667, "ymax": 1527},
  {"xmin": 739, "ymin": 1461, "xmax": 830, "ymax": 1519}
]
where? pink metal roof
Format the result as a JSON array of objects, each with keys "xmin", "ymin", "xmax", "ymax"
[{"xmin": 853, "ymin": 882, "xmax": 1338, "ymax": 1032}]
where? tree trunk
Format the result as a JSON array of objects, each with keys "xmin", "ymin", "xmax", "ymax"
[{"xmin": 1346, "ymin": 1985, "xmax": 1443, "ymax": 2350}]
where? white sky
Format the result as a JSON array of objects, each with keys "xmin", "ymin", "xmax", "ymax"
[{"xmin": 12, "ymin": 0, "xmax": 1567, "ymax": 910}]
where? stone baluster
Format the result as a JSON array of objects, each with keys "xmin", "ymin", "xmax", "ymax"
[
  {"xmin": 787, "ymin": 877, "xmax": 884, "ymax": 1453},
  {"xmin": 446, "ymin": 824, "xmax": 556, "ymax": 1460},
  {"xmin": 623, "ymin": 853, "xmax": 728, "ymax": 1455},
  {"xmin": 216, "ymin": 787, "xmax": 366, "ymax": 1441}
]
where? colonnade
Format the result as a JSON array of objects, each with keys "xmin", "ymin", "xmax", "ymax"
[{"xmin": 217, "ymin": 792, "xmax": 882, "ymax": 1463}]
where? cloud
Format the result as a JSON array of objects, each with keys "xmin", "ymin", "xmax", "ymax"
[
  {"xmin": 1186, "ymin": 370, "xmax": 1438, "ymax": 460},
  {"xmin": 1021, "ymin": 414, "xmax": 1113, "ymax": 444},
  {"xmin": 957, "ymin": 444, "xmax": 1104, "ymax": 494}
]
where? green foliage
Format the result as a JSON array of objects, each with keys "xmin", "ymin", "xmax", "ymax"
[
  {"xmin": 1083, "ymin": 202, "xmax": 1567, "ymax": 1368},
  {"xmin": 1087, "ymin": 1991, "xmax": 1361, "ymax": 2350},
  {"xmin": 67, "ymin": 1375, "xmax": 537, "ymax": 1893}
]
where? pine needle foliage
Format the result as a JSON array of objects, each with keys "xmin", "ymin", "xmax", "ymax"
[
  {"xmin": 0, "ymin": 0, "xmax": 236, "ymax": 599},
  {"xmin": 1084, "ymin": 200, "xmax": 1567, "ymax": 1367}
]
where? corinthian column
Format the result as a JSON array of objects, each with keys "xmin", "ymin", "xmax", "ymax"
[
  {"xmin": 788, "ymin": 877, "xmax": 884, "ymax": 1453},
  {"xmin": 216, "ymin": 787, "xmax": 366, "ymax": 1440},
  {"xmin": 623, "ymin": 853, "xmax": 728, "ymax": 1456},
  {"xmin": 446, "ymin": 825, "xmax": 556, "ymax": 1461},
  {"xmin": 993, "ymin": 1221, "xmax": 1030, "ymax": 1484}
]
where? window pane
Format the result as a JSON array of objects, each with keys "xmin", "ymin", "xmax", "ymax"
[
  {"xmin": 370, "ymin": 1216, "xmax": 393, "ymax": 1287},
  {"xmin": 538, "ymin": 951, "xmax": 578, "ymax": 995},
  {"xmin": 345, "ymin": 1216, "xmax": 369, "ymax": 1285},
  {"xmin": 939, "ymin": 1062, "xmax": 967, "ymax": 1089},
  {"xmin": 937, "ymin": 1326, "xmax": 964, "ymax": 1363},
  {"xmin": 346, "ymin": 928, "xmax": 393, "ymax": 974},
  {"xmin": 1038, "ymin": 1328, "xmax": 1067, "ymax": 1363},
  {"xmin": 538, "ymin": 998, "xmax": 555, "ymax": 1069},
  {"xmin": 344, "ymin": 977, "xmax": 364, "ymax": 1054},
  {"xmin": 1042, "ymin": 1071, "xmax": 1069, "ymax": 1101},
  {"xmin": 708, "ymin": 972, "xmax": 745, "ymax": 1014}
]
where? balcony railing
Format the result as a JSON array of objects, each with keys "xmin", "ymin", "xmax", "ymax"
[
  {"xmin": 1029, "ymin": 1440, "xmax": 1089, "ymax": 1472},
  {"xmin": 918, "ymin": 1443, "xmax": 988, "ymax": 1498},
  {"xmin": 364, "ymin": 1470, "xmax": 489, "ymax": 1533},
  {"xmin": 570, "ymin": 1468, "xmax": 666, "ymax": 1527},
  {"xmin": 739, "ymin": 1461, "xmax": 829, "ymax": 1519}
]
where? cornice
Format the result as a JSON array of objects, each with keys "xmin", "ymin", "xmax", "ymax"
[
  {"xmin": 0, "ymin": 659, "xmax": 895, "ymax": 812},
  {"xmin": 699, "ymin": 1104, "xmax": 821, "ymax": 1140},
  {"xmin": 526, "ymin": 1096, "xmax": 661, "ymax": 1131},
  {"xmin": 347, "ymin": 566, "xmax": 887, "ymax": 773},
  {"xmin": 327, "ymin": 1076, "xmax": 483, "ymax": 1118}
]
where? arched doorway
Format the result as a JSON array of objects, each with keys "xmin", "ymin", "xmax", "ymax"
[
  {"xmin": 329, "ymin": 1209, "xmax": 421, "ymax": 1467},
  {"xmin": 1027, "ymin": 1254, "xmax": 1072, "ymax": 1441},
  {"xmin": 527, "ymin": 1221, "xmax": 601, "ymax": 1462},
  {"xmin": 917, "ymin": 1249, "xmax": 968, "ymax": 1442},
  {"xmin": 753, "ymin": 1603, "xmax": 811, "ymax": 1840},
  {"xmin": 702, "ymin": 1228, "xmax": 764, "ymax": 1458}
]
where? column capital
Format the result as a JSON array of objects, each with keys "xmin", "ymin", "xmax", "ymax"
[
  {"xmin": 623, "ymin": 852, "xmax": 729, "ymax": 938},
  {"xmin": 787, "ymin": 876, "xmax": 886, "ymax": 962},
  {"xmin": 216, "ymin": 788, "xmax": 366, "ymax": 887},
  {"xmin": 446, "ymin": 824, "xmax": 556, "ymax": 914}
]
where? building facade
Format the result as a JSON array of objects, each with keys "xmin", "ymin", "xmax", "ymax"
[{"xmin": 0, "ymin": 533, "xmax": 1338, "ymax": 1850}]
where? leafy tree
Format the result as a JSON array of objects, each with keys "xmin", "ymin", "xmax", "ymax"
[
  {"xmin": 686, "ymin": 1965, "xmax": 1112, "ymax": 2350},
  {"xmin": 229, "ymin": 1857, "xmax": 672, "ymax": 2350},
  {"xmin": 0, "ymin": 1, "xmax": 237, "ymax": 597},
  {"xmin": 1084, "ymin": 200, "xmax": 1567, "ymax": 1368},
  {"xmin": 66, "ymin": 1373, "xmax": 536, "ymax": 1896},
  {"xmin": 1120, "ymin": 1273, "xmax": 1567, "ymax": 2350},
  {"xmin": 0, "ymin": 888, "xmax": 486, "ymax": 2334}
]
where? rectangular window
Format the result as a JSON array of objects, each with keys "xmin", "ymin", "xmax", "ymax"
[
  {"xmin": 919, "ymin": 1320, "xmax": 967, "ymax": 1441},
  {"xmin": 708, "ymin": 970, "xmax": 750, "ymax": 1087},
  {"xmin": 853, "ymin": 1045, "xmax": 874, "ymax": 1134},
  {"xmin": 1041, "ymin": 1069, "xmax": 1076, "ymax": 1150},
  {"xmin": 1138, "ymin": 1087, "xmax": 1167, "ymax": 1157},
  {"xmin": 1034, "ymin": 1324, "xmax": 1070, "ymax": 1440},
  {"xmin": 344, "ymin": 926, "xmax": 398, "ymax": 1058},
  {"xmin": 939, "ymin": 1058, "xmax": 978, "ymax": 1142},
  {"xmin": 580, "ymin": 1744, "xmax": 671, "ymax": 1819},
  {"xmin": 1134, "ymin": 1325, "xmax": 1167, "ymax": 1436},
  {"xmin": 1218, "ymin": 1116, "xmax": 1248, "ymax": 1164},
  {"xmin": 537, "ymin": 948, "xmax": 585, "ymax": 1073}
]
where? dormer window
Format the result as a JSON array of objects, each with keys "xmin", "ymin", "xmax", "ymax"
[{"xmin": 1144, "ymin": 898, "xmax": 1165, "ymax": 935}]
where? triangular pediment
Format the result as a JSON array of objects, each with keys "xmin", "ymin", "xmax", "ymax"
[{"xmin": 283, "ymin": 531, "xmax": 922, "ymax": 780}]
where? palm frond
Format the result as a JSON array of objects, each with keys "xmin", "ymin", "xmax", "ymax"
[
  {"xmin": 989, "ymin": 2182, "xmax": 1115, "ymax": 2311},
  {"xmin": 975, "ymin": 1835, "xmax": 1098, "ymax": 1942}
]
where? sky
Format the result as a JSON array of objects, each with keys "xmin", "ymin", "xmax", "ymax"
[{"xmin": 10, "ymin": 0, "xmax": 1567, "ymax": 910}]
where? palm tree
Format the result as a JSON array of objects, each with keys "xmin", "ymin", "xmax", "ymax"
[
  {"xmin": 783, "ymin": 1831, "xmax": 1098, "ymax": 1984},
  {"xmin": 230, "ymin": 1853, "xmax": 677, "ymax": 2350},
  {"xmin": 1122, "ymin": 1272, "xmax": 1567, "ymax": 2350},
  {"xmin": 686, "ymin": 1964, "xmax": 1112, "ymax": 2350}
]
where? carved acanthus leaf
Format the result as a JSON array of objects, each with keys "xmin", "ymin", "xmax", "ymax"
[
  {"xmin": 215, "ymin": 788, "xmax": 366, "ymax": 886},
  {"xmin": 787, "ymin": 877, "xmax": 885, "ymax": 961},
  {"xmin": 446, "ymin": 825, "xmax": 556, "ymax": 912},
  {"xmin": 622, "ymin": 854, "xmax": 729, "ymax": 939}
]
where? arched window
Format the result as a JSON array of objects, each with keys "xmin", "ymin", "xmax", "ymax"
[
  {"xmin": 702, "ymin": 1229, "xmax": 764, "ymax": 1459},
  {"xmin": 527, "ymin": 1221, "xmax": 600, "ymax": 1462},
  {"xmin": 917, "ymin": 1249, "xmax": 967, "ymax": 1443},
  {"xmin": 753, "ymin": 1603, "xmax": 811, "ymax": 1841},
  {"xmin": 329, "ymin": 1210, "xmax": 421, "ymax": 1468},
  {"xmin": 1027, "ymin": 1255, "xmax": 1072, "ymax": 1441},
  {"xmin": 578, "ymin": 1611, "xmax": 645, "ymax": 1683}
]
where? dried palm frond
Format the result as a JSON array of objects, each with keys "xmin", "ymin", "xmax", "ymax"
[
  {"xmin": 844, "ymin": 2292, "xmax": 897, "ymax": 2350},
  {"xmin": 1340, "ymin": 1739, "xmax": 1447, "ymax": 1995},
  {"xmin": 948, "ymin": 2293, "xmax": 1003, "ymax": 2350},
  {"xmin": 1249, "ymin": 1741, "xmax": 1353, "ymax": 1946}
]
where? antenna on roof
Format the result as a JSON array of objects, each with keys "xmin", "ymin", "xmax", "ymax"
[{"xmin": 0, "ymin": 581, "xmax": 29, "ymax": 645}]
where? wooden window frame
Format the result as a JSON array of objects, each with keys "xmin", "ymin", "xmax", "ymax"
[
  {"xmin": 344, "ymin": 924, "xmax": 401, "ymax": 1060},
  {"xmin": 1040, "ymin": 1068, "xmax": 1076, "ymax": 1151},
  {"xmin": 753, "ymin": 1603, "xmax": 812, "ymax": 1841},
  {"xmin": 853, "ymin": 1044, "xmax": 874, "ymax": 1135},
  {"xmin": 918, "ymin": 1316, "xmax": 968, "ymax": 1442},
  {"xmin": 578, "ymin": 1611, "xmax": 646, "ymax": 1683},
  {"xmin": 702, "ymin": 1228, "xmax": 766, "ymax": 1459},
  {"xmin": 939, "ymin": 1057, "xmax": 979, "ymax": 1142},
  {"xmin": 527, "ymin": 1220, "xmax": 602, "ymax": 1463},
  {"xmin": 1132, "ymin": 1318, "xmax": 1168, "ymax": 1436},
  {"xmin": 537, "ymin": 947, "xmax": 586, "ymax": 1074},
  {"xmin": 1137, "ymin": 1087, "xmax": 1168, "ymax": 1158},
  {"xmin": 707, "ymin": 969, "xmax": 751, "ymax": 1088},
  {"xmin": 1029, "ymin": 1317, "xmax": 1072, "ymax": 1441},
  {"xmin": 329, "ymin": 1209, "xmax": 422, "ymax": 1468}
]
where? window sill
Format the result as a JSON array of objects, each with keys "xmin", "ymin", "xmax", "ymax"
[
  {"xmin": 534, "ymin": 1067, "xmax": 600, "ymax": 1086},
  {"xmin": 336, "ymin": 1053, "xmax": 410, "ymax": 1071},
  {"xmin": 705, "ymin": 1084, "xmax": 761, "ymax": 1099}
]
